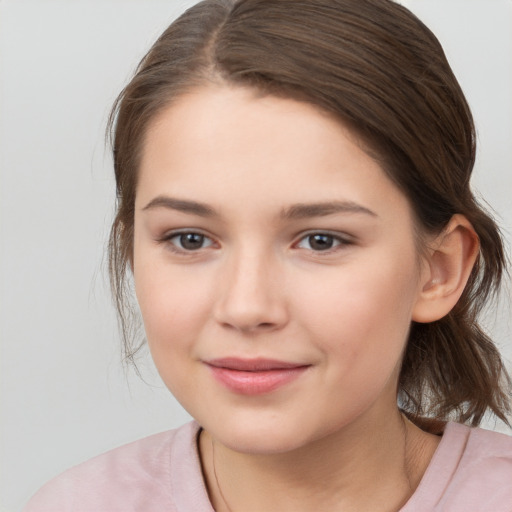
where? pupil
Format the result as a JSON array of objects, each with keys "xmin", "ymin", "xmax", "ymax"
[
  {"xmin": 309, "ymin": 234, "xmax": 333, "ymax": 251},
  {"xmin": 180, "ymin": 233, "xmax": 204, "ymax": 250}
]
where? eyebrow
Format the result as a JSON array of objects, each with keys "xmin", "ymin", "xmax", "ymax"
[
  {"xmin": 142, "ymin": 196, "xmax": 216, "ymax": 217},
  {"xmin": 142, "ymin": 196, "xmax": 377, "ymax": 219},
  {"xmin": 281, "ymin": 201, "xmax": 377, "ymax": 219}
]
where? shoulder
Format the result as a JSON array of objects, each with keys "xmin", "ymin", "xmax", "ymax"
[
  {"xmin": 433, "ymin": 423, "xmax": 512, "ymax": 511},
  {"xmin": 464, "ymin": 422, "xmax": 512, "ymax": 454},
  {"xmin": 457, "ymin": 423, "xmax": 512, "ymax": 485},
  {"xmin": 23, "ymin": 421, "xmax": 209, "ymax": 512},
  {"xmin": 404, "ymin": 422, "xmax": 512, "ymax": 511}
]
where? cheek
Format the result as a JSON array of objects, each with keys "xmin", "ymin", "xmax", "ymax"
[
  {"xmin": 134, "ymin": 256, "xmax": 213, "ymax": 355},
  {"xmin": 297, "ymin": 251, "xmax": 420, "ymax": 371},
  {"xmin": 134, "ymin": 263, "xmax": 215, "ymax": 399}
]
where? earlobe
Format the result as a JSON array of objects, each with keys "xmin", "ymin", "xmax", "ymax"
[{"xmin": 412, "ymin": 214, "xmax": 480, "ymax": 323}]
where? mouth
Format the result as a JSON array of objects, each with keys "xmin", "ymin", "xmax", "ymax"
[{"xmin": 204, "ymin": 358, "xmax": 311, "ymax": 395}]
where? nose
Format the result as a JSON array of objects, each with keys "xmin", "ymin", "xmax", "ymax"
[{"xmin": 213, "ymin": 247, "xmax": 289, "ymax": 334}]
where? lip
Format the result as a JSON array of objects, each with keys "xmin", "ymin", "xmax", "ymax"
[{"xmin": 205, "ymin": 358, "xmax": 310, "ymax": 395}]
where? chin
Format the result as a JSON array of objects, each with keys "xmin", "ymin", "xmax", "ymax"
[
  {"xmin": 221, "ymin": 430, "xmax": 308, "ymax": 455},
  {"xmin": 203, "ymin": 413, "xmax": 327, "ymax": 455}
]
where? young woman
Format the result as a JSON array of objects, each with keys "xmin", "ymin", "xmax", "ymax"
[{"xmin": 25, "ymin": 0, "xmax": 512, "ymax": 510}]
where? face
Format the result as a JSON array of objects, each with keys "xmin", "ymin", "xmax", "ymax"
[{"xmin": 134, "ymin": 86, "xmax": 426, "ymax": 454}]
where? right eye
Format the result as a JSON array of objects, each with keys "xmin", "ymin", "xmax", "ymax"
[{"xmin": 165, "ymin": 232, "xmax": 215, "ymax": 252}]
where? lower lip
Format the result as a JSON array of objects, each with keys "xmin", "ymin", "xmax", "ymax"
[{"xmin": 207, "ymin": 366, "xmax": 309, "ymax": 395}]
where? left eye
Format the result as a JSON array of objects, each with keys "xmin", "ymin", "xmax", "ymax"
[
  {"xmin": 296, "ymin": 233, "xmax": 345, "ymax": 251},
  {"xmin": 168, "ymin": 232, "xmax": 214, "ymax": 251}
]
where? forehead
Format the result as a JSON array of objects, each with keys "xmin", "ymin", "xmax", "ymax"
[{"xmin": 136, "ymin": 85, "xmax": 412, "ymax": 225}]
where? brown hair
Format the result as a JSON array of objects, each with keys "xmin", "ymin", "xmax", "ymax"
[{"xmin": 108, "ymin": 0, "xmax": 511, "ymax": 426}]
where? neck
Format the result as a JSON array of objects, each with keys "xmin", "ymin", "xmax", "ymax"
[{"xmin": 199, "ymin": 407, "xmax": 440, "ymax": 512}]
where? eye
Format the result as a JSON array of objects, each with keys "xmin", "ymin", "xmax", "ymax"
[
  {"xmin": 296, "ymin": 233, "xmax": 348, "ymax": 252},
  {"xmin": 166, "ymin": 232, "xmax": 214, "ymax": 251}
]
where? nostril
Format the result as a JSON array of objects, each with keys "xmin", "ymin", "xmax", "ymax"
[
  {"xmin": 213, "ymin": 274, "xmax": 289, "ymax": 332},
  {"xmin": 220, "ymin": 320, "xmax": 280, "ymax": 334}
]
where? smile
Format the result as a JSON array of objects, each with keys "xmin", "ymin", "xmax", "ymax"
[{"xmin": 205, "ymin": 358, "xmax": 311, "ymax": 395}]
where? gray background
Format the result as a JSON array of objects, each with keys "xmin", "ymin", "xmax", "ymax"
[{"xmin": 1, "ymin": 1, "xmax": 511, "ymax": 510}]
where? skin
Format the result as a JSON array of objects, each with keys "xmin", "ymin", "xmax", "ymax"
[{"xmin": 133, "ymin": 85, "xmax": 478, "ymax": 511}]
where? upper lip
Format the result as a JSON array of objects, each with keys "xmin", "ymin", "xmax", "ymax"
[{"xmin": 205, "ymin": 358, "xmax": 309, "ymax": 372}]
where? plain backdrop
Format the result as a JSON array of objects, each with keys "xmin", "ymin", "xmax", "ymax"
[{"xmin": 1, "ymin": 1, "xmax": 511, "ymax": 510}]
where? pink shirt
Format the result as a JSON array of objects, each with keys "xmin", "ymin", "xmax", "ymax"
[{"xmin": 24, "ymin": 421, "xmax": 512, "ymax": 511}]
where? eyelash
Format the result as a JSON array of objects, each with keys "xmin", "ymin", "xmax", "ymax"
[
  {"xmin": 295, "ymin": 231, "xmax": 353, "ymax": 253},
  {"xmin": 158, "ymin": 231, "xmax": 215, "ymax": 254},
  {"xmin": 157, "ymin": 230, "xmax": 353, "ymax": 255}
]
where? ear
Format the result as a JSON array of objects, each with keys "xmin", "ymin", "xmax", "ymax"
[{"xmin": 412, "ymin": 214, "xmax": 480, "ymax": 323}]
